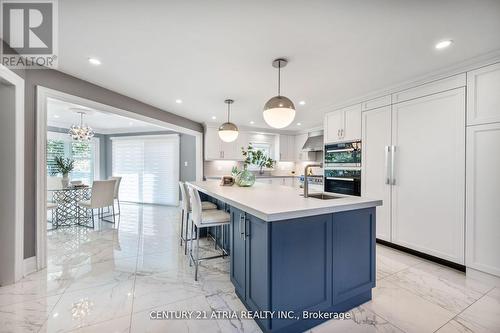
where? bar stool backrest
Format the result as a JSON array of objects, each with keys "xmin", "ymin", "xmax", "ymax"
[
  {"xmin": 90, "ymin": 180, "xmax": 116, "ymax": 208},
  {"xmin": 186, "ymin": 184, "xmax": 202, "ymax": 226},
  {"xmin": 179, "ymin": 181, "xmax": 190, "ymax": 211}
]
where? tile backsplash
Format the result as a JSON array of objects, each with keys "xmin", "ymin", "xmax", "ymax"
[{"xmin": 204, "ymin": 159, "xmax": 323, "ymax": 178}]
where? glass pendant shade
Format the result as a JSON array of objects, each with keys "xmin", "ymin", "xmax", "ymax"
[
  {"xmin": 218, "ymin": 122, "xmax": 239, "ymax": 142},
  {"xmin": 263, "ymin": 58, "xmax": 296, "ymax": 129},
  {"xmin": 218, "ymin": 99, "xmax": 238, "ymax": 142},
  {"xmin": 263, "ymin": 95, "xmax": 296, "ymax": 129}
]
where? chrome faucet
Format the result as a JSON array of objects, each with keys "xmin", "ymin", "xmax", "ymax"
[{"xmin": 304, "ymin": 163, "xmax": 323, "ymax": 198}]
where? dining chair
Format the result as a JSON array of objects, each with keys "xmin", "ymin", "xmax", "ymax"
[
  {"xmin": 109, "ymin": 176, "xmax": 122, "ymax": 214},
  {"xmin": 179, "ymin": 181, "xmax": 217, "ymax": 255},
  {"xmin": 47, "ymin": 202, "xmax": 58, "ymax": 230},
  {"xmin": 78, "ymin": 179, "xmax": 116, "ymax": 228},
  {"xmin": 186, "ymin": 184, "xmax": 230, "ymax": 281}
]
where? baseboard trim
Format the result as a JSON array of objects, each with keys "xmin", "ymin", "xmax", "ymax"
[
  {"xmin": 23, "ymin": 256, "xmax": 37, "ymax": 276},
  {"xmin": 376, "ymin": 239, "xmax": 466, "ymax": 272}
]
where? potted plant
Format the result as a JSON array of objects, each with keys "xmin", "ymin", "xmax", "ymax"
[
  {"xmin": 234, "ymin": 145, "xmax": 276, "ymax": 187},
  {"xmin": 54, "ymin": 156, "xmax": 75, "ymax": 188}
]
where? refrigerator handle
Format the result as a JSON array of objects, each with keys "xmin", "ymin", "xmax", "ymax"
[
  {"xmin": 384, "ymin": 146, "xmax": 391, "ymax": 185},
  {"xmin": 390, "ymin": 145, "xmax": 396, "ymax": 185}
]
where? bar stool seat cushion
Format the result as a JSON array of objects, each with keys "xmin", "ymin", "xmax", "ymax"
[
  {"xmin": 201, "ymin": 201, "xmax": 217, "ymax": 210},
  {"xmin": 200, "ymin": 210, "xmax": 230, "ymax": 225}
]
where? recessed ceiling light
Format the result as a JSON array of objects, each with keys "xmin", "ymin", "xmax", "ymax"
[
  {"xmin": 211, "ymin": 116, "xmax": 217, "ymax": 120},
  {"xmin": 88, "ymin": 57, "xmax": 101, "ymax": 65},
  {"xmin": 175, "ymin": 99, "xmax": 183, "ymax": 104},
  {"xmin": 53, "ymin": 114, "xmax": 59, "ymax": 118},
  {"xmin": 250, "ymin": 121, "xmax": 255, "ymax": 125},
  {"xmin": 435, "ymin": 40, "xmax": 453, "ymax": 50},
  {"xmin": 299, "ymin": 101, "xmax": 306, "ymax": 105},
  {"xmin": 297, "ymin": 122, "xmax": 302, "ymax": 126}
]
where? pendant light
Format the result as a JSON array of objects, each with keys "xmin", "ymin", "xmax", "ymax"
[
  {"xmin": 68, "ymin": 111, "xmax": 95, "ymax": 141},
  {"xmin": 263, "ymin": 58, "xmax": 296, "ymax": 129},
  {"xmin": 218, "ymin": 99, "xmax": 239, "ymax": 142}
]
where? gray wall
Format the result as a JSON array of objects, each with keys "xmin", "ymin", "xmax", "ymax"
[
  {"xmin": 103, "ymin": 131, "xmax": 196, "ymax": 182},
  {"xmin": 0, "ymin": 81, "xmax": 17, "ymax": 284},
  {"xmin": 22, "ymin": 69, "xmax": 203, "ymax": 259}
]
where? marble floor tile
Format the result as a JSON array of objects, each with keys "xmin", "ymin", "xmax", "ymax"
[
  {"xmin": 42, "ymin": 280, "xmax": 135, "ymax": 332},
  {"xmin": 4, "ymin": 203, "xmax": 500, "ymax": 333},
  {"xmin": 308, "ymin": 306, "xmax": 404, "ymax": 333},
  {"xmin": 376, "ymin": 245, "xmax": 423, "ymax": 280},
  {"xmin": 441, "ymin": 287, "xmax": 500, "ymax": 333},
  {"xmin": 65, "ymin": 258, "xmax": 137, "ymax": 293},
  {"xmin": 364, "ymin": 278, "xmax": 456, "ymax": 333},
  {"xmin": 130, "ymin": 295, "xmax": 222, "ymax": 333},
  {"xmin": 0, "ymin": 295, "xmax": 61, "ymax": 333},
  {"xmin": 385, "ymin": 260, "xmax": 493, "ymax": 313},
  {"xmin": 0, "ymin": 268, "xmax": 77, "ymax": 307}
]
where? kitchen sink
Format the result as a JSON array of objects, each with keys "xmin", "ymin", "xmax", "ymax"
[{"xmin": 303, "ymin": 193, "xmax": 343, "ymax": 200}]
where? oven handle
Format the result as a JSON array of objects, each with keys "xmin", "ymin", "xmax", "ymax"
[
  {"xmin": 326, "ymin": 148, "xmax": 355, "ymax": 153},
  {"xmin": 326, "ymin": 177, "xmax": 356, "ymax": 181}
]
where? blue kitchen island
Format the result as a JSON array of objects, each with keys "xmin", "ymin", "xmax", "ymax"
[{"xmin": 188, "ymin": 181, "xmax": 382, "ymax": 333}]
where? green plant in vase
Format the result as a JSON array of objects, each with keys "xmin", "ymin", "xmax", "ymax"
[
  {"xmin": 54, "ymin": 155, "xmax": 75, "ymax": 188},
  {"xmin": 234, "ymin": 145, "xmax": 276, "ymax": 187}
]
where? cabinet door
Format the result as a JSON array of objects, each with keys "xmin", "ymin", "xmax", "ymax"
[
  {"xmin": 466, "ymin": 123, "xmax": 500, "ymax": 276},
  {"xmin": 245, "ymin": 214, "xmax": 270, "ymax": 315},
  {"xmin": 230, "ymin": 207, "xmax": 246, "ymax": 298},
  {"xmin": 278, "ymin": 134, "xmax": 289, "ymax": 161},
  {"xmin": 324, "ymin": 110, "xmax": 343, "ymax": 143},
  {"xmin": 361, "ymin": 106, "xmax": 392, "ymax": 241},
  {"xmin": 204, "ymin": 127, "xmax": 221, "ymax": 160},
  {"xmin": 287, "ymin": 135, "xmax": 295, "ymax": 161},
  {"xmin": 294, "ymin": 133, "xmax": 310, "ymax": 161},
  {"xmin": 467, "ymin": 63, "xmax": 500, "ymax": 125},
  {"xmin": 343, "ymin": 104, "xmax": 362, "ymax": 141},
  {"xmin": 391, "ymin": 88, "xmax": 465, "ymax": 264}
]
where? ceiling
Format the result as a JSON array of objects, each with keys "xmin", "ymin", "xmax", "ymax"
[
  {"xmin": 57, "ymin": 0, "xmax": 500, "ymax": 130},
  {"xmin": 47, "ymin": 98, "xmax": 167, "ymax": 134}
]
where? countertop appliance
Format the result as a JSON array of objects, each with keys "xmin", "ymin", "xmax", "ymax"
[{"xmin": 324, "ymin": 141, "xmax": 362, "ymax": 196}]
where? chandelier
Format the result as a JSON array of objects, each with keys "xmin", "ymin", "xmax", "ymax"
[{"xmin": 68, "ymin": 111, "xmax": 95, "ymax": 141}]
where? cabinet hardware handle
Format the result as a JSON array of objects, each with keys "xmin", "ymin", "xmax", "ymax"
[
  {"xmin": 390, "ymin": 145, "xmax": 396, "ymax": 185},
  {"xmin": 239, "ymin": 213, "xmax": 244, "ymax": 239},
  {"xmin": 385, "ymin": 146, "xmax": 390, "ymax": 185},
  {"xmin": 337, "ymin": 129, "xmax": 340, "ymax": 138}
]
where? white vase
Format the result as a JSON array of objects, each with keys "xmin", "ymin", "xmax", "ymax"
[{"xmin": 61, "ymin": 174, "xmax": 69, "ymax": 188}]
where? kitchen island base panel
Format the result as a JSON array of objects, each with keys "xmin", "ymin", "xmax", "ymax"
[{"xmin": 227, "ymin": 202, "xmax": 376, "ymax": 333}]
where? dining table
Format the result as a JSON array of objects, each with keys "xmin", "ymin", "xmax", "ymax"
[{"xmin": 48, "ymin": 186, "xmax": 92, "ymax": 228}]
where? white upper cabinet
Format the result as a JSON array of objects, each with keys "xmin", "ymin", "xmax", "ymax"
[
  {"xmin": 278, "ymin": 134, "xmax": 295, "ymax": 161},
  {"xmin": 324, "ymin": 103, "xmax": 361, "ymax": 143},
  {"xmin": 392, "ymin": 74, "xmax": 466, "ymax": 104},
  {"xmin": 361, "ymin": 95, "xmax": 391, "ymax": 112},
  {"xmin": 467, "ymin": 63, "xmax": 500, "ymax": 126},
  {"xmin": 466, "ymin": 122, "xmax": 500, "ymax": 277},
  {"xmin": 204, "ymin": 127, "xmax": 246, "ymax": 160}
]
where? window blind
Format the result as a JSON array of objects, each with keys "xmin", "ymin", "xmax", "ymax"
[{"xmin": 111, "ymin": 135, "xmax": 180, "ymax": 205}]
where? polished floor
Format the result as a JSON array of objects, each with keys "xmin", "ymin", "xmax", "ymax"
[{"xmin": 0, "ymin": 203, "xmax": 499, "ymax": 333}]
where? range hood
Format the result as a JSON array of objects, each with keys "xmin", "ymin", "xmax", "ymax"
[{"xmin": 302, "ymin": 130, "xmax": 324, "ymax": 152}]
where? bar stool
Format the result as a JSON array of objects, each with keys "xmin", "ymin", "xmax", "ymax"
[
  {"xmin": 179, "ymin": 182, "xmax": 217, "ymax": 254},
  {"xmin": 186, "ymin": 184, "xmax": 230, "ymax": 281}
]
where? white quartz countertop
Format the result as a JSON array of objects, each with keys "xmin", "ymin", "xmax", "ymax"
[{"xmin": 187, "ymin": 180, "xmax": 382, "ymax": 222}]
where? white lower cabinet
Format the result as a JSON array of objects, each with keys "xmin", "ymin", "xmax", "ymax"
[
  {"xmin": 362, "ymin": 88, "xmax": 466, "ymax": 264},
  {"xmin": 466, "ymin": 122, "xmax": 500, "ymax": 277}
]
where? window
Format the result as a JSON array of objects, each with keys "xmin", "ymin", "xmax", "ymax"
[
  {"xmin": 46, "ymin": 132, "xmax": 100, "ymax": 185},
  {"xmin": 111, "ymin": 135, "xmax": 179, "ymax": 205}
]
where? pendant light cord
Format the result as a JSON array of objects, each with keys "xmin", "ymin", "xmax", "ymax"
[
  {"xmin": 227, "ymin": 102, "xmax": 230, "ymax": 122},
  {"xmin": 277, "ymin": 60, "xmax": 281, "ymax": 96}
]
